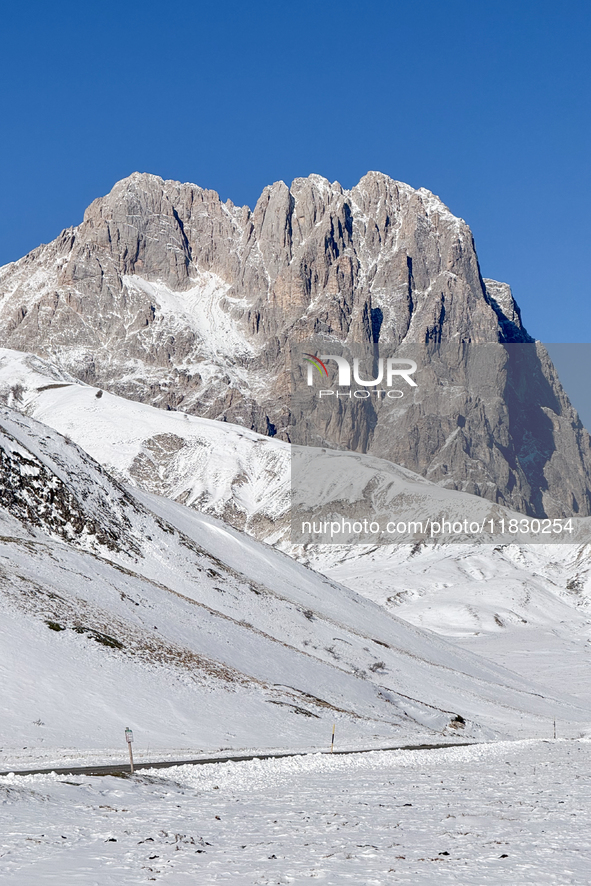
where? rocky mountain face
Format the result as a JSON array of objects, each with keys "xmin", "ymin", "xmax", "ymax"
[{"xmin": 0, "ymin": 171, "xmax": 590, "ymax": 516}]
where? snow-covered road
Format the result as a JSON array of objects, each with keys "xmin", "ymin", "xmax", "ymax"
[{"xmin": 1, "ymin": 739, "xmax": 589, "ymax": 884}]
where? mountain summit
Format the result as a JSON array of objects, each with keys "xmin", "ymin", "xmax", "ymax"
[{"xmin": 1, "ymin": 171, "xmax": 590, "ymax": 516}]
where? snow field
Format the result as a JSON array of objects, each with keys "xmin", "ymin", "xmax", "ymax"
[{"xmin": 0, "ymin": 740, "xmax": 589, "ymax": 885}]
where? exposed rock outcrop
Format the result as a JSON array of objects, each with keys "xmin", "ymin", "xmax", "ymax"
[{"xmin": 1, "ymin": 171, "xmax": 589, "ymax": 516}]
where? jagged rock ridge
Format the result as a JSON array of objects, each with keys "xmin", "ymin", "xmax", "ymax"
[{"xmin": 0, "ymin": 171, "xmax": 590, "ymax": 516}]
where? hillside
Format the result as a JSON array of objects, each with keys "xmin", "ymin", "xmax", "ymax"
[
  {"xmin": 4, "ymin": 398, "xmax": 587, "ymax": 767},
  {"xmin": 1, "ymin": 347, "xmax": 590, "ymax": 751}
]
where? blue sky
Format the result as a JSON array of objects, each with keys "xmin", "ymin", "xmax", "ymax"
[{"xmin": 1, "ymin": 0, "xmax": 590, "ymax": 343}]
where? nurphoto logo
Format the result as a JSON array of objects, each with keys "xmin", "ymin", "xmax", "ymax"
[{"xmin": 303, "ymin": 352, "xmax": 418, "ymax": 399}]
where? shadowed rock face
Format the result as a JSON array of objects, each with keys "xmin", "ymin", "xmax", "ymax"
[{"xmin": 0, "ymin": 171, "xmax": 590, "ymax": 516}]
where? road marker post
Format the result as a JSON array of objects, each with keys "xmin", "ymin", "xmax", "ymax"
[
  {"xmin": 331, "ymin": 724, "xmax": 335, "ymax": 753},
  {"xmin": 125, "ymin": 727, "xmax": 134, "ymax": 774}
]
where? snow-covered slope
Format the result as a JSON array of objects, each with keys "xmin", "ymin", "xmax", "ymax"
[
  {"xmin": 4, "ymin": 398, "xmax": 589, "ymax": 763},
  {"xmin": 308, "ymin": 542, "xmax": 591, "ymax": 702},
  {"xmin": 0, "ymin": 348, "xmax": 290, "ymax": 539},
  {"xmin": 2, "ymin": 347, "xmax": 591, "ymax": 746},
  {"xmin": 4, "ymin": 345, "xmax": 591, "ymax": 543},
  {"xmin": 6, "ymin": 348, "xmax": 591, "ymax": 547}
]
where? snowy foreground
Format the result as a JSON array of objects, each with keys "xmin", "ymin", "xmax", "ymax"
[{"xmin": 1, "ymin": 740, "xmax": 589, "ymax": 885}]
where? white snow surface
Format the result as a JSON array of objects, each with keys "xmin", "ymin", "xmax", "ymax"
[
  {"xmin": 1, "ymin": 347, "xmax": 591, "ymax": 762},
  {"xmin": 1, "ymin": 740, "xmax": 590, "ymax": 884},
  {"xmin": 4, "ymin": 391, "xmax": 590, "ymax": 774},
  {"xmin": 307, "ymin": 541, "xmax": 591, "ymax": 705},
  {"xmin": 122, "ymin": 273, "xmax": 255, "ymax": 360}
]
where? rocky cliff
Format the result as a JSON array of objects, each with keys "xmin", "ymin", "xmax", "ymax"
[{"xmin": 0, "ymin": 171, "xmax": 589, "ymax": 516}]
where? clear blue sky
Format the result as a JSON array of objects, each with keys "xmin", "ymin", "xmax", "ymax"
[{"xmin": 1, "ymin": 0, "xmax": 589, "ymax": 342}]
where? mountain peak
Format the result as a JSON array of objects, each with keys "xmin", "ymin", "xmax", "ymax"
[{"xmin": 1, "ymin": 171, "xmax": 587, "ymax": 516}]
